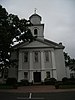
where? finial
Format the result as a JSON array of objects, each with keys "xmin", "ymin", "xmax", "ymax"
[{"xmin": 34, "ymin": 8, "xmax": 37, "ymax": 14}]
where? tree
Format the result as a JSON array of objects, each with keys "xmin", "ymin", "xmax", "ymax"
[
  {"xmin": 64, "ymin": 52, "xmax": 70, "ymax": 66},
  {"xmin": 0, "ymin": 5, "xmax": 10, "ymax": 69},
  {"xmin": 0, "ymin": 5, "xmax": 33, "ymax": 77},
  {"xmin": 64, "ymin": 52, "xmax": 75, "ymax": 71},
  {"xmin": 7, "ymin": 14, "xmax": 33, "ymax": 43}
]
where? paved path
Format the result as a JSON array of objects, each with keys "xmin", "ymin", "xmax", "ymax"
[{"xmin": 0, "ymin": 85, "xmax": 75, "ymax": 93}]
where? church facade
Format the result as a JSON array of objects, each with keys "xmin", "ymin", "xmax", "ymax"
[{"xmin": 10, "ymin": 13, "xmax": 66, "ymax": 83}]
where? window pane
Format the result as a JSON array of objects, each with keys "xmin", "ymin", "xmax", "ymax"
[
  {"xmin": 34, "ymin": 29, "xmax": 38, "ymax": 35},
  {"xmin": 24, "ymin": 72, "xmax": 28, "ymax": 79},
  {"xmin": 24, "ymin": 52, "xmax": 28, "ymax": 62},
  {"xmin": 45, "ymin": 51, "xmax": 49, "ymax": 62},
  {"xmin": 46, "ymin": 72, "xmax": 50, "ymax": 78},
  {"xmin": 34, "ymin": 52, "xmax": 38, "ymax": 62}
]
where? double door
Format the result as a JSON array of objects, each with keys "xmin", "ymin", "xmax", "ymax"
[{"xmin": 33, "ymin": 72, "xmax": 41, "ymax": 83}]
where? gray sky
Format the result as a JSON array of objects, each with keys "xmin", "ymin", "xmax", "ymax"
[{"xmin": 0, "ymin": 0, "xmax": 75, "ymax": 58}]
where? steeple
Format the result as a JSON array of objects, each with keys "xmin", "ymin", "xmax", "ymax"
[{"xmin": 29, "ymin": 12, "xmax": 44, "ymax": 40}]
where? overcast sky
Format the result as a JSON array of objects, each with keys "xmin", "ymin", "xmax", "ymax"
[{"xmin": 0, "ymin": 0, "xmax": 75, "ymax": 58}]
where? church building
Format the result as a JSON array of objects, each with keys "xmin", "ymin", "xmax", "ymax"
[{"xmin": 10, "ymin": 12, "xmax": 66, "ymax": 84}]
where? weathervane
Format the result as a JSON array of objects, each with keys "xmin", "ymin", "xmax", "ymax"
[{"xmin": 34, "ymin": 8, "xmax": 37, "ymax": 14}]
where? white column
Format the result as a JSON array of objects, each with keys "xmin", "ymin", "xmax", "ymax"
[
  {"xmin": 51, "ymin": 51, "xmax": 57, "ymax": 79},
  {"xmin": 18, "ymin": 51, "xmax": 23, "ymax": 82},
  {"xmin": 29, "ymin": 52, "xmax": 33, "ymax": 82},
  {"xmin": 51, "ymin": 51, "xmax": 56, "ymax": 69},
  {"xmin": 29, "ymin": 71, "xmax": 33, "ymax": 83},
  {"xmin": 41, "ymin": 51, "xmax": 45, "ymax": 70},
  {"xmin": 30, "ymin": 52, "xmax": 33, "ymax": 70},
  {"xmin": 19, "ymin": 52, "xmax": 23, "ymax": 69},
  {"xmin": 41, "ymin": 51, "xmax": 45, "ymax": 82}
]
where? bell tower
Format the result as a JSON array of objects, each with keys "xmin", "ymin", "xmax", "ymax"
[{"xmin": 29, "ymin": 11, "xmax": 44, "ymax": 40}]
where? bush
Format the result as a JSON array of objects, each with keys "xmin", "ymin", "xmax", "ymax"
[
  {"xmin": 62, "ymin": 77, "xmax": 75, "ymax": 85},
  {"xmin": 60, "ymin": 85, "xmax": 75, "ymax": 89},
  {"xmin": 0, "ymin": 84, "xmax": 13, "ymax": 89},
  {"xmin": 44, "ymin": 78, "xmax": 57, "ymax": 85},
  {"xmin": 55, "ymin": 81, "xmax": 63, "ymax": 89},
  {"xmin": 69, "ymin": 78, "xmax": 75, "ymax": 81},
  {"xmin": 20, "ymin": 79, "xmax": 29, "ymax": 86},
  {"xmin": 6, "ymin": 78, "xmax": 17, "ymax": 85},
  {"xmin": 0, "ymin": 83, "xmax": 18, "ymax": 89},
  {"xmin": 55, "ymin": 82, "xmax": 59, "ymax": 89},
  {"xmin": 62, "ymin": 77, "xmax": 68, "ymax": 82}
]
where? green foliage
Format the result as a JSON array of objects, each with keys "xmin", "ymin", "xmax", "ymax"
[
  {"xmin": 59, "ymin": 85, "xmax": 75, "ymax": 89},
  {"xmin": 62, "ymin": 77, "xmax": 75, "ymax": 85},
  {"xmin": 44, "ymin": 78, "xmax": 57, "ymax": 85},
  {"xmin": 55, "ymin": 78, "xmax": 75, "ymax": 89},
  {"xmin": 55, "ymin": 82, "xmax": 60, "ymax": 89},
  {"xmin": 0, "ymin": 84, "xmax": 14, "ymax": 89},
  {"xmin": 6, "ymin": 78, "xmax": 17, "ymax": 85},
  {"xmin": 20, "ymin": 79, "xmax": 29, "ymax": 86},
  {"xmin": 64, "ymin": 52, "xmax": 75, "ymax": 71},
  {"xmin": 0, "ymin": 83, "xmax": 17, "ymax": 89},
  {"xmin": 62, "ymin": 77, "xmax": 68, "ymax": 82},
  {"xmin": 55, "ymin": 81, "xmax": 75, "ymax": 89},
  {"xmin": 0, "ymin": 5, "xmax": 34, "ymax": 72}
]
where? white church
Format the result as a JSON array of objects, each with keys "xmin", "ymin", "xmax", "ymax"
[{"xmin": 9, "ymin": 12, "xmax": 67, "ymax": 84}]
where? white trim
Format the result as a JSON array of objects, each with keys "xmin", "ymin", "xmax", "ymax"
[{"xmin": 51, "ymin": 51, "xmax": 57, "ymax": 79}]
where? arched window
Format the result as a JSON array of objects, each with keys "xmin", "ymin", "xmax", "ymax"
[{"xmin": 34, "ymin": 29, "xmax": 38, "ymax": 35}]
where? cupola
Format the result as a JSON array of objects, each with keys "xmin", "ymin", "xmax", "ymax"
[
  {"xmin": 29, "ymin": 12, "xmax": 42, "ymax": 24},
  {"xmin": 29, "ymin": 10, "xmax": 44, "ymax": 40}
]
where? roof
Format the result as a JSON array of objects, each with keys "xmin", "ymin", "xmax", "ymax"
[
  {"xmin": 29, "ymin": 13, "xmax": 41, "ymax": 20},
  {"xmin": 12, "ymin": 38, "xmax": 65, "ymax": 50}
]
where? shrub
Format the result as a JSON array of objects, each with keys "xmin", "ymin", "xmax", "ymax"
[
  {"xmin": 0, "ymin": 84, "xmax": 13, "ymax": 89},
  {"xmin": 6, "ymin": 78, "xmax": 17, "ymax": 85},
  {"xmin": 0, "ymin": 83, "xmax": 18, "ymax": 89},
  {"xmin": 55, "ymin": 81, "xmax": 63, "ymax": 89},
  {"xmin": 62, "ymin": 77, "xmax": 68, "ymax": 82},
  {"xmin": 20, "ymin": 79, "xmax": 29, "ymax": 86},
  {"xmin": 62, "ymin": 77, "xmax": 75, "ymax": 85},
  {"xmin": 29, "ymin": 81, "xmax": 33, "ymax": 86},
  {"xmin": 68, "ymin": 78, "xmax": 75, "ymax": 85},
  {"xmin": 44, "ymin": 78, "xmax": 50, "ymax": 85},
  {"xmin": 69, "ymin": 78, "xmax": 75, "ymax": 81},
  {"xmin": 44, "ymin": 78, "xmax": 57, "ymax": 85},
  {"xmin": 55, "ymin": 82, "xmax": 59, "ymax": 89}
]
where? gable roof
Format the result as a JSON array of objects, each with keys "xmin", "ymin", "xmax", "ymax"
[{"xmin": 12, "ymin": 38, "xmax": 65, "ymax": 50}]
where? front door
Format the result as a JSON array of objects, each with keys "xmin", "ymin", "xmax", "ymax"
[{"xmin": 33, "ymin": 72, "xmax": 41, "ymax": 83}]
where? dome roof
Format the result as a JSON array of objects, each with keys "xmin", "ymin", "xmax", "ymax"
[
  {"xmin": 29, "ymin": 13, "xmax": 42, "ymax": 24},
  {"xmin": 29, "ymin": 13, "xmax": 42, "ymax": 20}
]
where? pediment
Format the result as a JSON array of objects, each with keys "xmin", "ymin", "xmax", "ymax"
[
  {"xmin": 13, "ymin": 38, "xmax": 64, "ymax": 49},
  {"xmin": 21, "ymin": 40, "xmax": 50, "ymax": 48}
]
